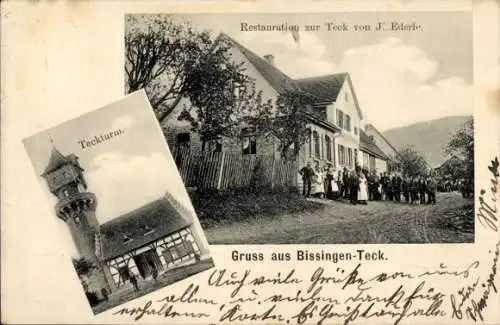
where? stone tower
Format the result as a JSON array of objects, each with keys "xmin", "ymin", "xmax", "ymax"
[{"xmin": 41, "ymin": 144, "xmax": 112, "ymax": 293}]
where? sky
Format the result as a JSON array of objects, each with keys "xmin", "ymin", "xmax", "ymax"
[
  {"xmin": 23, "ymin": 91, "xmax": 193, "ymax": 224},
  {"xmin": 165, "ymin": 12, "xmax": 473, "ymax": 131}
]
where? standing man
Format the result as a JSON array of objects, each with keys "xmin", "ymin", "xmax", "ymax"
[
  {"xmin": 402, "ymin": 176, "xmax": 410, "ymax": 203},
  {"xmin": 350, "ymin": 169, "xmax": 360, "ymax": 205},
  {"xmin": 299, "ymin": 162, "xmax": 315, "ymax": 197},
  {"xmin": 427, "ymin": 176, "xmax": 437, "ymax": 204},
  {"xmin": 130, "ymin": 273, "xmax": 139, "ymax": 292},
  {"xmin": 419, "ymin": 177, "xmax": 427, "ymax": 204},
  {"xmin": 342, "ymin": 167, "xmax": 350, "ymax": 199}
]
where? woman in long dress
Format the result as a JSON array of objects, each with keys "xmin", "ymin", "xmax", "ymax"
[
  {"xmin": 314, "ymin": 167, "xmax": 325, "ymax": 199},
  {"xmin": 358, "ymin": 172, "xmax": 369, "ymax": 204}
]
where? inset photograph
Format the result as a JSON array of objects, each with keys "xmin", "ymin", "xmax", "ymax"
[{"xmin": 23, "ymin": 91, "xmax": 214, "ymax": 314}]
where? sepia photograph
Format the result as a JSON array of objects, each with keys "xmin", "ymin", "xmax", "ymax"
[
  {"xmin": 125, "ymin": 12, "xmax": 474, "ymax": 245},
  {"xmin": 22, "ymin": 91, "xmax": 214, "ymax": 314}
]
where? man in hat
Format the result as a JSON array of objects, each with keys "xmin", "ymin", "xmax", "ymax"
[{"xmin": 299, "ymin": 162, "xmax": 315, "ymax": 197}]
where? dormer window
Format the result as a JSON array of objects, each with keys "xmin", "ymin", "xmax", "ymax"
[
  {"xmin": 122, "ymin": 235, "xmax": 133, "ymax": 244},
  {"xmin": 143, "ymin": 225, "xmax": 155, "ymax": 236}
]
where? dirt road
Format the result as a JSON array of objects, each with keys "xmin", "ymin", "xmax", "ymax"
[{"xmin": 205, "ymin": 192, "xmax": 474, "ymax": 244}]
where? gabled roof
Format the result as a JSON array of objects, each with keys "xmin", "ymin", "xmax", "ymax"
[
  {"xmin": 295, "ymin": 73, "xmax": 347, "ymax": 104},
  {"xmin": 295, "ymin": 73, "xmax": 364, "ymax": 120},
  {"xmin": 218, "ymin": 33, "xmax": 364, "ymax": 128},
  {"xmin": 365, "ymin": 124, "xmax": 399, "ymax": 156},
  {"xmin": 359, "ymin": 130, "xmax": 389, "ymax": 161},
  {"xmin": 100, "ymin": 196, "xmax": 192, "ymax": 260},
  {"xmin": 435, "ymin": 155, "xmax": 464, "ymax": 169},
  {"xmin": 219, "ymin": 33, "xmax": 299, "ymax": 94}
]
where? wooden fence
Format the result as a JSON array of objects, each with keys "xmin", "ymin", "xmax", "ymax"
[{"xmin": 172, "ymin": 147, "xmax": 298, "ymax": 192}]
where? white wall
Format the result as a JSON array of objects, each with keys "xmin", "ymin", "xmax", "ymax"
[
  {"xmin": 325, "ymin": 76, "xmax": 362, "ymax": 170},
  {"xmin": 375, "ymin": 157, "xmax": 388, "ymax": 174},
  {"xmin": 365, "ymin": 125, "xmax": 398, "ymax": 160}
]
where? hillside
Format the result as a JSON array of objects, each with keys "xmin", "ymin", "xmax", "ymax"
[{"xmin": 382, "ymin": 115, "xmax": 472, "ymax": 168}]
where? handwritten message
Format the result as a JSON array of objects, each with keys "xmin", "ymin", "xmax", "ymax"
[{"xmin": 113, "ymin": 158, "xmax": 499, "ymax": 324}]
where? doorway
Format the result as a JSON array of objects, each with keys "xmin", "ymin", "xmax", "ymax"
[{"xmin": 133, "ymin": 249, "xmax": 163, "ymax": 279}]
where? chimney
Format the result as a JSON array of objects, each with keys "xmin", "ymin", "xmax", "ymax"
[{"xmin": 263, "ymin": 54, "xmax": 275, "ymax": 66}]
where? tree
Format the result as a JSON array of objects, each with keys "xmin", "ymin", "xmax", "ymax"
[
  {"xmin": 445, "ymin": 117, "xmax": 474, "ymax": 182},
  {"xmin": 179, "ymin": 75, "xmax": 274, "ymax": 148},
  {"xmin": 72, "ymin": 257, "xmax": 96, "ymax": 277},
  {"xmin": 125, "ymin": 15, "xmax": 268, "ymax": 128},
  {"xmin": 265, "ymin": 89, "xmax": 315, "ymax": 159},
  {"xmin": 396, "ymin": 146, "xmax": 429, "ymax": 177}
]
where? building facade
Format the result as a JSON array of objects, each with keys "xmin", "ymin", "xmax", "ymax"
[
  {"xmin": 162, "ymin": 33, "xmax": 392, "ymax": 191},
  {"xmin": 364, "ymin": 124, "xmax": 401, "ymax": 174},
  {"xmin": 42, "ymin": 146, "xmax": 209, "ymax": 297}
]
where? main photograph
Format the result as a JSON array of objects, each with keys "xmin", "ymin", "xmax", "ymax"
[{"xmin": 124, "ymin": 12, "xmax": 474, "ymax": 244}]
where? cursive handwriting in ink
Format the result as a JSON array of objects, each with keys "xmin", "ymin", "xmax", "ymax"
[
  {"xmin": 468, "ymin": 240, "xmax": 499, "ymax": 321},
  {"xmin": 113, "ymin": 300, "xmax": 210, "ymax": 321},
  {"xmin": 156, "ymin": 283, "xmax": 218, "ymax": 305},
  {"xmin": 208, "ymin": 269, "xmax": 251, "ymax": 298},
  {"xmin": 219, "ymin": 303, "xmax": 286, "ymax": 322},
  {"xmin": 418, "ymin": 261, "xmax": 480, "ymax": 279},
  {"xmin": 477, "ymin": 157, "xmax": 499, "ymax": 231}
]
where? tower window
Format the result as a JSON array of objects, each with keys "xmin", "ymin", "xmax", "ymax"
[{"xmin": 63, "ymin": 189, "xmax": 70, "ymax": 197}]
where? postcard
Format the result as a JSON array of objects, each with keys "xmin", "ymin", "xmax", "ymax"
[
  {"xmin": 21, "ymin": 90, "xmax": 215, "ymax": 314},
  {"xmin": 1, "ymin": 0, "xmax": 499, "ymax": 324}
]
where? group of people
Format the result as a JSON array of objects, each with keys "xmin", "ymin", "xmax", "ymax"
[
  {"xmin": 299, "ymin": 162, "xmax": 369, "ymax": 205},
  {"xmin": 438, "ymin": 178, "xmax": 473, "ymax": 198},
  {"xmin": 299, "ymin": 162, "xmax": 439, "ymax": 205}
]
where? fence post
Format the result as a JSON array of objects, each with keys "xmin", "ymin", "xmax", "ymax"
[
  {"xmin": 217, "ymin": 152, "xmax": 226, "ymax": 191},
  {"xmin": 271, "ymin": 158, "xmax": 276, "ymax": 189}
]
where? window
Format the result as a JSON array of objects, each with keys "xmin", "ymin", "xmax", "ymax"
[
  {"xmin": 354, "ymin": 149, "xmax": 358, "ymax": 166},
  {"xmin": 337, "ymin": 110, "xmax": 344, "ymax": 128},
  {"xmin": 348, "ymin": 148, "xmax": 353, "ymax": 167},
  {"xmin": 325, "ymin": 136, "xmax": 332, "ymax": 161},
  {"xmin": 122, "ymin": 235, "xmax": 133, "ymax": 244},
  {"xmin": 204, "ymin": 138, "xmax": 222, "ymax": 152},
  {"xmin": 242, "ymin": 137, "xmax": 257, "ymax": 155},
  {"xmin": 118, "ymin": 266, "xmax": 131, "ymax": 281},
  {"xmin": 177, "ymin": 133, "xmax": 190, "ymax": 145},
  {"xmin": 369, "ymin": 156, "xmax": 376, "ymax": 172},
  {"xmin": 233, "ymin": 82, "xmax": 246, "ymax": 101},
  {"xmin": 143, "ymin": 225, "xmax": 155, "ymax": 236},
  {"xmin": 242, "ymin": 127, "xmax": 257, "ymax": 155},
  {"xmin": 313, "ymin": 131, "xmax": 320, "ymax": 158},
  {"xmin": 354, "ymin": 127, "xmax": 358, "ymax": 135},
  {"xmin": 338, "ymin": 145, "xmax": 345, "ymax": 165},
  {"xmin": 345, "ymin": 115, "xmax": 351, "ymax": 132},
  {"xmin": 307, "ymin": 128, "xmax": 312, "ymax": 158}
]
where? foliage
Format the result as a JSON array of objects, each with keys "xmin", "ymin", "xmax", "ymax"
[
  {"xmin": 264, "ymin": 89, "xmax": 315, "ymax": 159},
  {"xmin": 396, "ymin": 146, "xmax": 429, "ymax": 178},
  {"xmin": 445, "ymin": 117, "xmax": 474, "ymax": 182},
  {"xmin": 180, "ymin": 77, "xmax": 274, "ymax": 144},
  {"xmin": 125, "ymin": 14, "xmax": 272, "ymax": 134},
  {"xmin": 72, "ymin": 257, "xmax": 96, "ymax": 276},
  {"xmin": 437, "ymin": 157, "xmax": 466, "ymax": 180}
]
